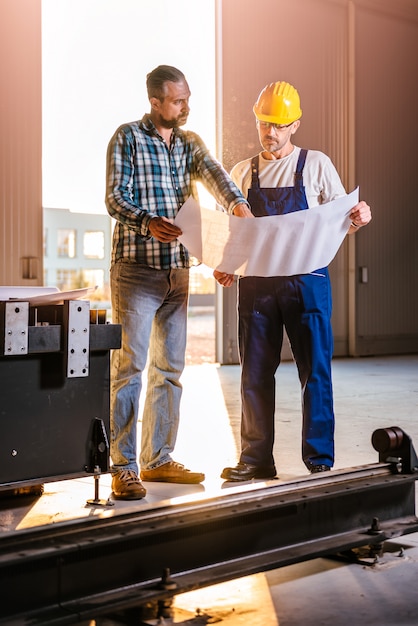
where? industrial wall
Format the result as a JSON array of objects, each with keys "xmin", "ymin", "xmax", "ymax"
[
  {"xmin": 1, "ymin": 0, "xmax": 417, "ymax": 360},
  {"xmin": 217, "ymin": 0, "xmax": 418, "ymax": 359},
  {"xmin": 0, "ymin": 0, "xmax": 42, "ymax": 287}
]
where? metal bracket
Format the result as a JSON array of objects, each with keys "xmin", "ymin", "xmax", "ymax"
[
  {"xmin": 85, "ymin": 417, "xmax": 110, "ymax": 475},
  {"xmin": 2, "ymin": 301, "xmax": 29, "ymax": 356},
  {"xmin": 63, "ymin": 300, "xmax": 90, "ymax": 378}
]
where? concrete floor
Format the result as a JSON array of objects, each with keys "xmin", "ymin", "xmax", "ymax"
[
  {"xmin": 2, "ymin": 353, "xmax": 418, "ymax": 625},
  {"xmin": 167, "ymin": 354, "xmax": 418, "ymax": 626}
]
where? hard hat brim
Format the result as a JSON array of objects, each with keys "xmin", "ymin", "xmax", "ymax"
[{"xmin": 253, "ymin": 106, "xmax": 302, "ymax": 125}]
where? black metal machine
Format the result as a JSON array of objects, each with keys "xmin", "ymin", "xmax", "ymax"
[{"xmin": 0, "ymin": 296, "xmax": 121, "ymax": 493}]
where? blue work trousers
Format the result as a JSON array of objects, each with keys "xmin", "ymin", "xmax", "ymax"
[{"xmin": 238, "ymin": 270, "xmax": 335, "ymax": 469}]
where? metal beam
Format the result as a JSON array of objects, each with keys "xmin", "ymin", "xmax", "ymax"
[{"xmin": 1, "ymin": 463, "xmax": 417, "ymax": 625}]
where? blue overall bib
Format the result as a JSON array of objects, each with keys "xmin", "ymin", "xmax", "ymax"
[{"xmin": 238, "ymin": 149, "xmax": 335, "ymax": 470}]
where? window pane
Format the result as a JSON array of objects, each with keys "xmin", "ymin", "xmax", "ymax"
[
  {"xmin": 57, "ymin": 229, "xmax": 76, "ymax": 258},
  {"xmin": 84, "ymin": 231, "xmax": 104, "ymax": 259},
  {"xmin": 56, "ymin": 269, "xmax": 78, "ymax": 290},
  {"xmin": 83, "ymin": 269, "xmax": 104, "ymax": 289}
]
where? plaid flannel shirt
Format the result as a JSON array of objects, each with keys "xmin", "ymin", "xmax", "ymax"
[{"xmin": 105, "ymin": 114, "xmax": 248, "ymax": 269}]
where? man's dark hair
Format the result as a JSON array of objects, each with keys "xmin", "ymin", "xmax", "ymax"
[{"xmin": 146, "ymin": 65, "xmax": 186, "ymax": 101}]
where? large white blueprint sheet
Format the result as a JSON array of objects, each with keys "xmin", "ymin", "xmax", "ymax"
[{"xmin": 175, "ymin": 188, "xmax": 359, "ymax": 276}]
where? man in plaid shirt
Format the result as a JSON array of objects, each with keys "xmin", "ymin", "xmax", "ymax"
[{"xmin": 106, "ymin": 65, "xmax": 250, "ymax": 500}]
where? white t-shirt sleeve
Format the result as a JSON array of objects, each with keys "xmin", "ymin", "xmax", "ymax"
[
  {"xmin": 230, "ymin": 159, "xmax": 251, "ymax": 195},
  {"xmin": 303, "ymin": 150, "xmax": 347, "ymax": 207}
]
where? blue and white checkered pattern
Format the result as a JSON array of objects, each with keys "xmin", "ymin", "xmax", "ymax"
[{"xmin": 106, "ymin": 114, "xmax": 247, "ymax": 269}]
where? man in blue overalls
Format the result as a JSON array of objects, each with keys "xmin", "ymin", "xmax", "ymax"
[{"xmin": 215, "ymin": 81, "xmax": 372, "ymax": 481}]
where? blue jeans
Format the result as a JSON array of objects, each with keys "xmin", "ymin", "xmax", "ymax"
[{"xmin": 110, "ymin": 260, "xmax": 189, "ymax": 473}]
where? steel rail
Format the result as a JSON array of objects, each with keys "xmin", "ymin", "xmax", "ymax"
[{"xmin": 0, "ymin": 463, "xmax": 417, "ymax": 624}]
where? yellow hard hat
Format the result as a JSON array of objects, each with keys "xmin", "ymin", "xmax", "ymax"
[{"xmin": 253, "ymin": 81, "xmax": 302, "ymax": 125}]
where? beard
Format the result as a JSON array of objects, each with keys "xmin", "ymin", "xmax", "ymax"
[
  {"xmin": 261, "ymin": 137, "xmax": 280, "ymax": 151},
  {"xmin": 160, "ymin": 112, "xmax": 189, "ymax": 129}
]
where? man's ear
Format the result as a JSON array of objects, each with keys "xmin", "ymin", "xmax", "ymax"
[
  {"xmin": 291, "ymin": 119, "xmax": 301, "ymax": 134},
  {"xmin": 150, "ymin": 96, "xmax": 161, "ymax": 112}
]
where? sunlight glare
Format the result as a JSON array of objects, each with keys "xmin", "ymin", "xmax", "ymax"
[{"xmin": 42, "ymin": 0, "xmax": 216, "ymax": 214}]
